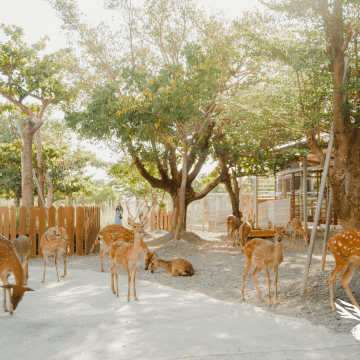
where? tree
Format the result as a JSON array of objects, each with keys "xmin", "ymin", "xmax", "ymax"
[{"xmin": 0, "ymin": 24, "xmax": 75, "ymax": 209}]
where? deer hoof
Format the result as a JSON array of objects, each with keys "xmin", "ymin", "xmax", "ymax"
[
  {"xmin": 41, "ymin": 280, "xmax": 44, "ymax": 283},
  {"xmin": 10, "ymin": 311, "xmax": 13, "ymax": 315},
  {"xmin": 4, "ymin": 309, "xmax": 9, "ymax": 313},
  {"xmin": 101, "ymin": 269, "xmax": 105, "ymax": 273},
  {"xmin": 61, "ymin": 275, "xmax": 65, "ymax": 278},
  {"xmin": 134, "ymin": 298, "xmax": 139, "ymax": 301},
  {"xmin": 112, "ymin": 291, "xmax": 116, "ymax": 294},
  {"xmin": 127, "ymin": 299, "xmax": 130, "ymax": 302}
]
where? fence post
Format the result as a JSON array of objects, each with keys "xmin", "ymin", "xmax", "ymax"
[
  {"xmin": 19, "ymin": 206, "xmax": 27, "ymax": 236},
  {"xmin": 67, "ymin": 206, "xmax": 75, "ymax": 255},
  {"xmin": 48, "ymin": 206, "xmax": 56, "ymax": 228},
  {"xmin": 150, "ymin": 210, "xmax": 156, "ymax": 231},
  {"xmin": 58, "ymin": 206, "xmax": 65, "ymax": 228},
  {"xmin": 76, "ymin": 206, "xmax": 84, "ymax": 255},
  {"xmin": 29, "ymin": 206, "xmax": 37, "ymax": 257},
  {"xmin": 10, "ymin": 206, "xmax": 16, "ymax": 242},
  {"xmin": 38, "ymin": 206, "xmax": 47, "ymax": 257}
]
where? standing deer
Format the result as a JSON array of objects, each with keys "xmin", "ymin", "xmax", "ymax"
[
  {"xmin": 150, "ymin": 251, "xmax": 195, "ymax": 276},
  {"xmin": 328, "ymin": 230, "xmax": 360, "ymax": 311},
  {"xmin": 107, "ymin": 199, "xmax": 154, "ymax": 301},
  {"xmin": 0, "ymin": 234, "xmax": 34, "ymax": 314},
  {"xmin": 285, "ymin": 218, "xmax": 309, "ymax": 245},
  {"xmin": 241, "ymin": 221, "xmax": 285, "ymax": 305},
  {"xmin": 238, "ymin": 216, "xmax": 255, "ymax": 249},
  {"xmin": 13, "ymin": 236, "xmax": 32, "ymax": 285},
  {"xmin": 40, "ymin": 227, "xmax": 69, "ymax": 283},
  {"xmin": 227, "ymin": 215, "xmax": 243, "ymax": 247}
]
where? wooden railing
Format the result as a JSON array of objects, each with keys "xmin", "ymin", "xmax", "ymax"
[
  {"xmin": 149, "ymin": 210, "xmax": 172, "ymax": 232},
  {"xmin": 0, "ymin": 205, "xmax": 100, "ymax": 258}
]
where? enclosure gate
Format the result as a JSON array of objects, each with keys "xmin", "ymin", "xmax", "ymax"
[{"xmin": 0, "ymin": 206, "xmax": 100, "ymax": 258}]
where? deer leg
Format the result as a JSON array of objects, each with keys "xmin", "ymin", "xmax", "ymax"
[
  {"xmin": 115, "ymin": 269, "xmax": 119, "ymax": 297},
  {"xmin": 274, "ymin": 265, "xmax": 280, "ymax": 303},
  {"xmin": 227, "ymin": 225, "xmax": 230, "ymax": 246},
  {"xmin": 110, "ymin": 265, "xmax": 116, "ymax": 294},
  {"xmin": 100, "ymin": 248, "xmax": 107, "ymax": 272},
  {"xmin": 42, "ymin": 256, "xmax": 48, "ymax": 283},
  {"xmin": 251, "ymin": 266, "xmax": 264, "ymax": 301},
  {"xmin": 265, "ymin": 265, "xmax": 272, "ymax": 305},
  {"xmin": 126, "ymin": 266, "xmax": 131, "ymax": 302},
  {"xmin": 329, "ymin": 262, "xmax": 349, "ymax": 311},
  {"xmin": 241, "ymin": 258, "xmax": 252, "ymax": 301},
  {"xmin": 24, "ymin": 258, "xmax": 29, "ymax": 285},
  {"xmin": 340, "ymin": 262, "xmax": 360, "ymax": 309},
  {"xmin": 55, "ymin": 251, "xmax": 60, "ymax": 282},
  {"xmin": 132, "ymin": 266, "xmax": 138, "ymax": 300},
  {"xmin": 2, "ymin": 278, "xmax": 8, "ymax": 312},
  {"xmin": 62, "ymin": 255, "xmax": 67, "ymax": 278}
]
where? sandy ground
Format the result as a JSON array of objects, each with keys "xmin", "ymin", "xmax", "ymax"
[
  {"xmin": 29, "ymin": 230, "xmax": 360, "ymax": 336},
  {"xmin": 1, "ymin": 267, "xmax": 358, "ymax": 360}
]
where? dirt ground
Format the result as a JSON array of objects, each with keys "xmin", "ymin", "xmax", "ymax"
[{"xmin": 29, "ymin": 230, "xmax": 360, "ymax": 335}]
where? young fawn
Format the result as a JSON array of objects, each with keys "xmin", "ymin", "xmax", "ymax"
[
  {"xmin": 238, "ymin": 216, "xmax": 255, "ymax": 249},
  {"xmin": 241, "ymin": 221, "xmax": 285, "ymax": 305},
  {"xmin": 0, "ymin": 235, "xmax": 34, "ymax": 314},
  {"xmin": 285, "ymin": 218, "xmax": 310, "ymax": 245},
  {"xmin": 150, "ymin": 251, "xmax": 195, "ymax": 277},
  {"xmin": 13, "ymin": 236, "xmax": 32, "ymax": 285},
  {"xmin": 40, "ymin": 227, "xmax": 69, "ymax": 283},
  {"xmin": 328, "ymin": 230, "xmax": 360, "ymax": 311},
  {"xmin": 227, "ymin": 215, "xmax": 243, "ymax": 247}
]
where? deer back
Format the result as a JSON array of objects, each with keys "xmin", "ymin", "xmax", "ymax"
[
  {"xmin": 0, "ymin": 237, "xmax": 25, "ymax": 284},
  {"xmin": 40, "ymin": 227, "xmax": 68, "ymax": 253},
  {"xmin": 14, "ymin": 236, "xmax": 32, "ymax": 261},
  {"xmin": 329, "ymin": 230, "xmax": 360, "ymax": 264}
]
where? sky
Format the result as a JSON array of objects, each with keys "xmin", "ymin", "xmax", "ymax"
[{"xmin": 0, "ymin": 0, "xmax": 263, "ymax": 181}]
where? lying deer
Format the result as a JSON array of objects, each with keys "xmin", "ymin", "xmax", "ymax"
[
  {"xmin": 91, "ymin": 224, "xmax": 153, "ymax": 272},
  {"xmin": 0, "ymin": 234, "xmax": 34, "ymax": 314},
  {"xmin": 40, "ymin": 227, "xmax": 69, "ymax": 283},
  {"xmin": 238, "ymin": 216, "xmax": 255, "ymax": 250},
  {"xmin": 241, "ymin": 221, "xmax": 285, "ymax": 305},
  {"xmin": 13, "ymin": 236, "xmax": 32, "ymax": 285},
  {"xmin": 227, "ymin": 215, "xmax": 243, "ymax": 247},
  {"xmin": 107, "ymin": 200, "xmax": 154, "ymax": 301},
  {"xmin": 328, "ymin": 230, "xmax": 360, "ymax": 311},
  {"xmin": 285, "ymin": 218, "xmax": 310, "ymax": 245},
  {"xmin": 150, "ymin": 251, "xmax": 195, "ymax": 276}
]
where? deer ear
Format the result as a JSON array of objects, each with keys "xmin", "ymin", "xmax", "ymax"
[
  {"xmin": 24, "ymin": 287, "xmax": 35, "ymax": 292},
  {"xmin": 128, "ymin": 217, "xmax": 134, "ymax": 226},
  {"xmin": 1, "ymin": 285, "xmax": 14, "ymax": 289},
  {"xmin": 268, "ymin": 221, "xmax": 274, "ymax": 230},
  {"xmin": 54, "ymin": 230, "xmax": 60, "ymax": 236}
]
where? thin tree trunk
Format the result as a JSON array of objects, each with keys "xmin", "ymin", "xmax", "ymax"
[
  {"xmin": 35, "ymin": 129, "xmax": 46, "ymax": 207},
  {"xmin": 13, "ymin": 189, "xmax": 21, "ymax": 208},
  {"xmin": 45, "ymin": 170, "xmax": 53, "ymax": 208},
  {"xmin": 174, "ymin": 147, "xmax": 188, "ymax": 240},
  {"xmin": 67, "ymin": 194, "xmax": 72, "ymax": 207},
  {"xmin": 21, "ymin": 117, "xmax": 42, "ymax": 211}
]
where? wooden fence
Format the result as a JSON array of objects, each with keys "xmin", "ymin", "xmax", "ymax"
[
  {"xmin": 149, "ymin": 210, "xmax": 172, "ymax": 232},
  {"xmin": 0, "ymin": 206, "xmax": 100, "ymax": 258}
]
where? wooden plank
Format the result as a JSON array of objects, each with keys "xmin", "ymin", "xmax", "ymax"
[
  {"xmin": 76, "ymin": 206, "xmax": 84, "ymax": 255},
  {"xmin": 95, "ymin": 207, "xmax": 100, "ymax": 253},
  {"xmin": 10, "ymin": 206, "xmax": 16, "ymax": 242},
  {"xmin": 29, "ymin": 206, "xmax": 37, "ymax": 258},
  {"xmin": 250, "ymin": 230, "xmax": 275, "ymax": 238},
  {"xmin": 3, "ymin": 207, "xmax": 9, "ymax": 240},
  {"xmin": 84, "ymin": 207, "xmax": 89, "ymax": 255},
  {"xmin": 19, "ymin": 206, "xmax": 27, "ymax": 236},
  {"xmin": 0, "ymin": 207, "xmax": 2, "ymax": 235},
  {"xmin": 58, "ymin": 206, "xmax": 65, "ymax": 228},
  {"xmin": 48, "ymin": 206, "xmax": 56, "ymax": 228},
  {"xmin": 167, "ymin": 211, "xmax": 171, "ymax": 232},
  {"xmin": 150, "ymin": 210, "xmax": 156, "ymax": 232},
  {"xmin": 67, "ymin": 206, "xmax": 75, "ymax": 255},
  {"xmin": 38, "ymin": 206, "xmax": 47, "ymax": 257}
]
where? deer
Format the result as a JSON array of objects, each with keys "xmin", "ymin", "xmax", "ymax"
[
  {"xmin": 150, "ymin": 251, "xmax": 195, "ymax": 277},
  {"xmin": 13, "ymin": 236, "xmax": 32, "ymax": 285},
  {"xmin": 106, "ymin": 199, "xmax": 154, "ymax": 301},
  {"xmin": 0, "ymin": 234, "xmax": 34, "ymax": 314},
  {"xmin": 227, "ymin": 215, "xmax": 243, "ymax": 247},
  {"xmin": 285, "ymin": 218, "xmax": 310, "ymax": 245},
  {"xmin": 238, "ymin": 215, "xmax": 256, "ymax": 250},
  {"xmin": 328, "ymin": 230, "xmax": 360, "ymax": 311},
  {"xmin": 40, "ymin": 227, "xmax": 69, "ymax": 283},
  {"xmin": 241, "ymin": 221, "xmax": 285, "ymax": 306}
]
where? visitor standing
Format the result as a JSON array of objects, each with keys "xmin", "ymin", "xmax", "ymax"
[{"xmin": 114, "ymin": 202, "xmax": 123, "ymax": 225}]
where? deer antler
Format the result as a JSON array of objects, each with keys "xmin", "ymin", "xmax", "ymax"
[{"xmin": 125, "ymin": 198, "xmax": 134, "ymax": 221}]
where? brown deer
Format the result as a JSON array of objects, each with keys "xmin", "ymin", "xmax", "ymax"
[
  {"xmin": 13, "ymin": 236, "xmax": 32, "ymax": 285},
  {"xmin": 238, "ymin": 216, "xmax": 255, "ymax": 250},
  {"xmin": 107, "ymin": 199, "xmax": 154, "ymax": 300},
  {"xmin": 150, "ymin": 251, "xmax": 195, "ymax": 276},
  {"xmin": 40, "ymin": 227, "xmax": 69, "ymax": 283},
  {"xmin": 0, "ymin": 234, "xmax": 34, "ymax": 314},
  {"xmin": 227, "ymin": 215, "xmax": 243, "ymax": 247},
  {"xmin": 285, "ymin": 218, "xmax": 310, "ymax": 245},
  {"xmin": 241, "ymin": 221, "xmax": 285, "ymax": 305},
  {"xmin": 328, "ymin": 230, "xmax": 360, "ymax": 311}
]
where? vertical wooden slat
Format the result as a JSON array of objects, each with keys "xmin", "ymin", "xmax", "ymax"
[
  {"xmin": 3, "ymin": 207, "xmax": 9, "ymax": 239},
  {"xmin": 0, "ymin": 207, "xmax": 3, "ymax": 235},
  {"xmin": 168, "ymin": 211, "xmax": 172, "ymax": 232},
  {"xmin": 150, "ymin": 210, "xmax": 155, "ymax": 231},
  {"xmin": 84, "ymin": 207, "xmax": 89, "ymax": 255},
  {"xmin": 67, "ymin": 206, "xmax": 75, "ymax": 255},
  {"xmin": 10, "ymin": 206, "xmax": 16, "ymax": 242},
  {"xmin": 48, "ymin": 206, "xmax": 56, "ymax": 228},
  {"xmin": 76, "ymin": 206, "xmax": 84, "ymax": 255},
  {"xmin": 38, "ymin": 206, "xmax": 47, "ymax": 257},
  {"xmin": 96, "ymin": 206, "xmax": 100, "ymax": 252},
  {"xmin": 58, "ymin": 206, "xmax": 65, "ymax": 228},
  {"xmin": 89, "ymin": 207, "xmax": 94, "ymax": 254},
  {"xmin": 19, "ymin": 206, "xmax": 27, "ymax": 236},
  {"xmin": 29, "ymin": 206, "xmax": 37, "ymax": 258}
]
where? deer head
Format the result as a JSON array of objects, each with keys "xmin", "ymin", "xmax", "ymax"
[
  {"xmin": 268, "ymin": 221, "xmax": 286, "ymax": 243},
  {"xmin": 150, "ymin": 251, "xmax": 160, "ymax": 273},
  {"xmin": 1, "ymin": 284, "xmax": 34, "ymax": 312}
]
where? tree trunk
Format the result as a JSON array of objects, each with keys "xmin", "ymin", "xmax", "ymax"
[
  {"xmin": 67, "ymin": 194, "xmax": 72, "ymax": 207},
  {"xmin": 13, "ymin": 189, "xmax": 21, "ymax": 208},
  {"xmin": 21, "ymin": 117, "xmax": 43, "ymax": 211},
  {"xmin": 45, "ymin": 170, "xmax": 53, "ymax": 208},
  {"xmin": 35, "ymin": 129, "xmax": 46, "ymax": 207},
  {"xmin": 174, "ymin": 147, "xmax": 188, "ymax": 240}
]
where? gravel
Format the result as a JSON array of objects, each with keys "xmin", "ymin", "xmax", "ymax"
[{"xmin": 29, "ymin": 230, "xmax": 360, "ymax": 334}]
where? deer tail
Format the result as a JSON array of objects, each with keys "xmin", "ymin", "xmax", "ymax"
[{"xmin": 90, "ymin": 233, "xmax": 101, "ymax": 254}]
